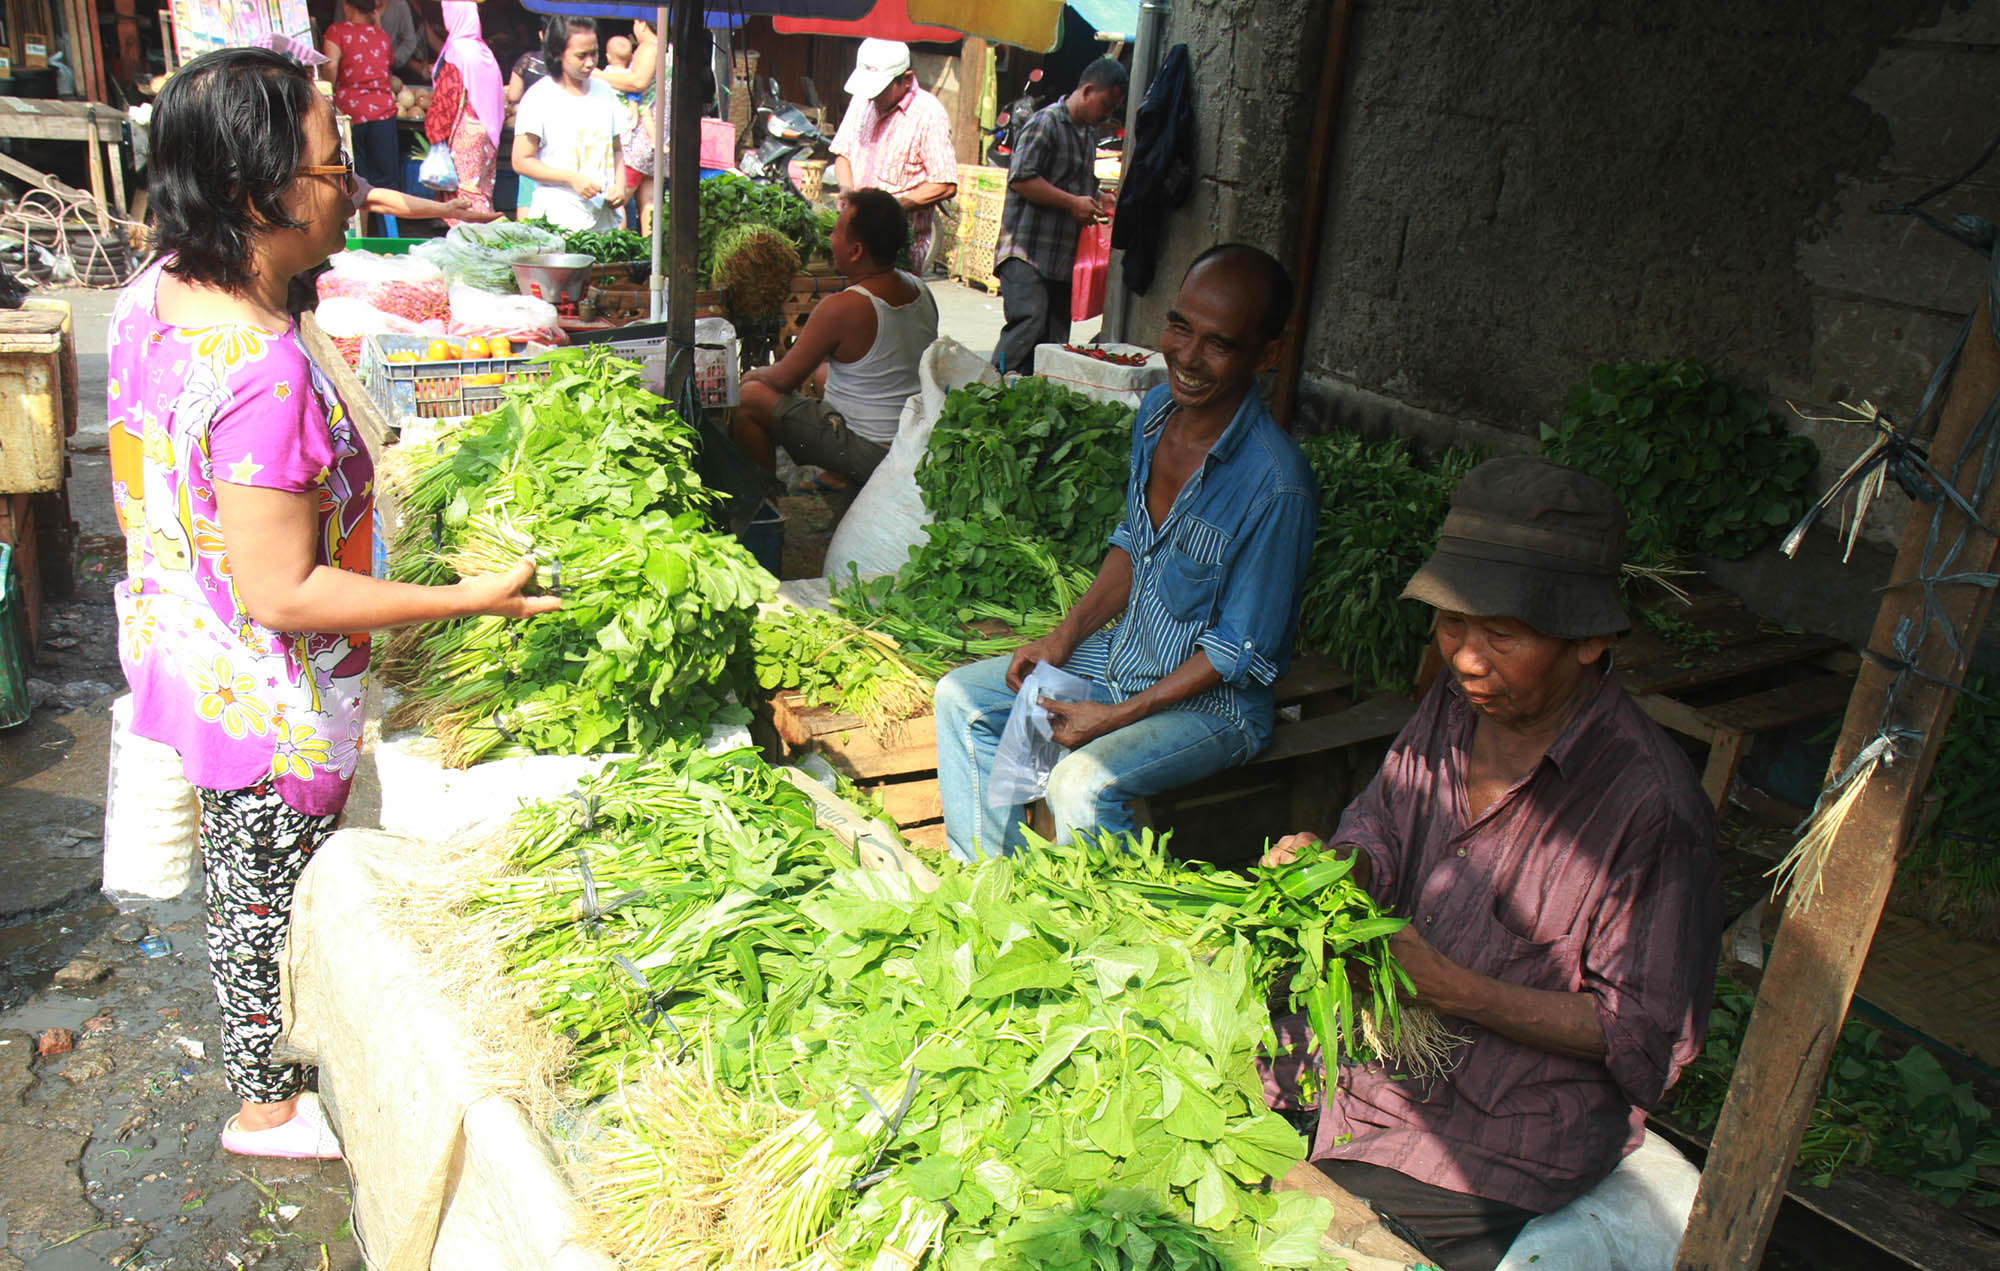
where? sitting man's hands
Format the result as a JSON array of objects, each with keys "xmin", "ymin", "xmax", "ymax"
[
  {"xmin": 1039, "ymin": 695, "xmax": 1126, "ymax": 750},
  {"xmin": 1006, "ymin": 632, "xmax": 1077, "ymax": 691},
  {"xmin": 1261, "ymin": 831, "xmax": 1322, "ymax": 868}
]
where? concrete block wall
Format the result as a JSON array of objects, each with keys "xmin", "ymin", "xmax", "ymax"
[{"xmin": 1125, "ymin": 0, "xmax": 2000, "ymax": 651}]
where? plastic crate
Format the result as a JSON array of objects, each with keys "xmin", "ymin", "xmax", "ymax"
[
  {"xmin": 344, "ymin": 236, "xmax": 417, "ymax": 255},
  {"xmin": 359, "ymin": 333, "xmax": 554, "ymax": 422},
  {"xmin": 0, "ymin": 543, "xmax": 29, "ymax": 729}
]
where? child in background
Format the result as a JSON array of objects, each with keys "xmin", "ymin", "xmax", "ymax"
[{"xmin": 605, "ymin": 33, "xmax": 633, "ymax": 69}]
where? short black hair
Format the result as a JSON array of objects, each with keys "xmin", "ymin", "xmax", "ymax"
[
  {"xmin": 152, "ymin": 46, "xmax": 319, "ymax": 293},
  {"xmin": 842, "ymin": 187, "xmax": 908, "ymax": 266},
  {"xmin": 1186, "ymin": 243, "xmax": 1294, "ymax": 342},
  {"xmin": 343, "ymin": 0, "xmax": 378, "ymax": 15},
  {"xmin": 543, "ymin": 16, "xmax": 596, "ymax": 70},
  {"xmin": 1078, "ymin": 57, "xmax": 1129, "ymax": 97}
]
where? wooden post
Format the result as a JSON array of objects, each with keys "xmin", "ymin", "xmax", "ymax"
[
  {"xmin": 1673, "ymin": 299, "xmax": 2000, "ymax": 1268},
  {"xmin": 82, "ymin": 105, "xmax": 109, "ymax": 234},
  {"xmin": 665, "ymin": 0, "xmax": 702, "ymax": 352},
  {"xmin": 952, "ymin": 36, "xmax": 986, "ymax": 169}
]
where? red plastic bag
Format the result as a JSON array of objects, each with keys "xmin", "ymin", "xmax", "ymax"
[{"xmin": 1071, "ymin": 223, "xmax": 1111, "ymax": 323}]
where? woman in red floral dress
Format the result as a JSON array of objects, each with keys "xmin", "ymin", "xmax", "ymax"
[
  {"xmin": 424, "ymin": 0, "xmax": 505, "ymax": 224},
  {"xmin": 320, "ymin": 0, "xmax": 400, "ymax": 228}
]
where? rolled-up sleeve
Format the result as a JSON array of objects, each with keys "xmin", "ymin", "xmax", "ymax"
[
  {"xmin": 1195, "ymin": 487, "xmax": 1316, "ymax": 689},
  {"xmin": 1582, "ymin": 796, "xmax": 1724, "ymax": 1108}
]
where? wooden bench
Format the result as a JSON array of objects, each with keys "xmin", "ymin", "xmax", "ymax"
[
  {"xmin": 1613, "ymin": 579, "xmax": 1857, "ymax": 807},
  {"xmin": 759, "ymin": 650, "xmax": 1417, "ymax": 857}
]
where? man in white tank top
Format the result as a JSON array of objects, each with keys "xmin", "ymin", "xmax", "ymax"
[{"xmin": 736, "ymin": 188, "xmax": 940, "ymax": 494}]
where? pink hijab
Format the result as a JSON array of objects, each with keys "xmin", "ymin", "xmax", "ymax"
[{"xmin": 435, "ymin": 0, "xmax": 505, "ymax": 146}]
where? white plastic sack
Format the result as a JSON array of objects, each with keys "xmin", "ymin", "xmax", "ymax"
[
  {"xmin": 825, "ymin": 335, "xmax": 1001, "ymax": 583},
  {"xmin": 987, "ymin": 662, "xmax": 1097, "ymax": 809},
  {"xmin": 101, "ymin": 693, "xmax": 202, "ymax": 900},
  {"xmin": 1494, "ymin": 1131, "xmax": 1699, "ymax": 1271}
]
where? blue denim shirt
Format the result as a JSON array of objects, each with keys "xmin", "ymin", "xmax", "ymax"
[{"xmin": 1064, "ymin": 383, "xmax": 1318, "ymax": 751}]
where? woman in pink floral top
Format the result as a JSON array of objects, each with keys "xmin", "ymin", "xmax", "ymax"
[{"xmin": 112, "ymin": 46, "xmax": 556, "ymax": 1162}]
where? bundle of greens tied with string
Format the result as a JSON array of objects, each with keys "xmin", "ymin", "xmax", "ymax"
[
  {"xmin": 445, "ymin": 744, "xmax": 1446, "ymax": 1270},
  {"xmin": 379, "ymin": 348, "xmax": 771, "ymax": 766}
]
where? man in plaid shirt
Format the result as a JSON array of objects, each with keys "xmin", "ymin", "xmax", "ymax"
[
  {"xmin": 832, "ymin": 39, "xmax": 959, "ymax": 271},
  {"xmin": 991, "ymin": 57, "xmax": 1127, "ymax": 373}
]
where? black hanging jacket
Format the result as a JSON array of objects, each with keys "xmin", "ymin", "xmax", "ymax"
[{"xmin": 1110, "ymin": 43, "xmax": 1195, "ymax": 295}]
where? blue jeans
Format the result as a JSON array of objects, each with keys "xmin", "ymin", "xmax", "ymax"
[{"xmin": 934, "ymin": 655, "xmax": 1255, "ymax": 861}]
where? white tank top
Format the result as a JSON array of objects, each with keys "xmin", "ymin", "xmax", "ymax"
[{"xmin": 823, "ymin": 270, "xmax": 939, "ymax": 445}]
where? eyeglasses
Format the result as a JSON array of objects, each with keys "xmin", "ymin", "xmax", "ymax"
[{"xmin": 298, "ymin": 146, "xmax": 359, "ymax": 196}]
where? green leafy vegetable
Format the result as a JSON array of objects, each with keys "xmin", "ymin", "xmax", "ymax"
[
  {"xmin": 1539, "ymin": 359, "xmax": 1818, "ymax": 563},
  {"xmin": 379, "ymin": 348, "xmax": 770, "ymax": 763},
  {"xmin": 1296, "ymin": 433, "xmax": 1480, "ymax": 694}
]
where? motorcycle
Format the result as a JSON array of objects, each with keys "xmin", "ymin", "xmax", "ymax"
[
  {"xmin": 737, "ymin": 76, "xmax": 831, "ymax": 199},
  {"xmin": 983, "ymin": 68, "xmax": 1045, "ymax": 167}
]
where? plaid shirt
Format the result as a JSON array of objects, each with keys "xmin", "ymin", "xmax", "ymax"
[
  {"xmin": 831, "ymin": 86, "xmax": 958, "ymax": 264},
  {"xmin": 994, "ymin": 100, "xmax": 1099, "ymax": 280}
]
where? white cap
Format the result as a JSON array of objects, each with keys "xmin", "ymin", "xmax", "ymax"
[{"xmin": 844, "ymin": 38, "xmax": 912, "ymax": 100}]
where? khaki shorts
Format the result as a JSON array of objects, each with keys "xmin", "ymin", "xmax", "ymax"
[{"xmin": 769, "ymin": 392, "xmax": 892, "ymax": 485}]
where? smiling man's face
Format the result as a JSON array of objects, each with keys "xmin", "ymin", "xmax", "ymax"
[{"xmin": 1158, "ymin": 260, "xmax": 1279, "ymax": 412}]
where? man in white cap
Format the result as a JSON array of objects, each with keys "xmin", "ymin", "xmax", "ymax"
[{"xmin": 831, "ymin": 38, "xmax": 958, "ymax": 271}]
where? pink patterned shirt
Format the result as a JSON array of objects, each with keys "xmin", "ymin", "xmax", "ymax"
[
  {"xmin": 830, "ymin": 84, "xmax": 958, "ymax": 260},
  {"xmin": 108, "ymin": 261, "xmax": 375, "ymax": 815}
]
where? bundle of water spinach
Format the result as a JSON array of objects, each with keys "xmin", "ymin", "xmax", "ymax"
[
  {"xmin": 380, "ymin": 348, "xmax": 770, "ymax": 764},
  {"xmin": 462, "ymin": 758, "xmax": 1455, "ymax": 1269}
]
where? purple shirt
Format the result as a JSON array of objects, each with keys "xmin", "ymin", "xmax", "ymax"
[
  {"xmin": 109, "ymin": 260, "xmax": 375, "ymax": 815},
  {"xmin": 1283, "ymin": 665, "xmax": 1721, "ymax": 1212}
]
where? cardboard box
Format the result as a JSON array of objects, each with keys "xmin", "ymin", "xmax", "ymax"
[
  {"xmin": 0, "ymin": 55, "xmax": 13, "ymax": 77},
  {"xmin": 21, "ymin": 33, "xmax": 47, "ymax": 67}
]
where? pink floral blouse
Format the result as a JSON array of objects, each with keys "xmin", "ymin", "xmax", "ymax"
[{"xmin": 109, "ymin": 260, "xmax": 375, "ymax": 815}]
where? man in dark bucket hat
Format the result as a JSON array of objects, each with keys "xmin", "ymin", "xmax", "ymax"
[{"xmin": 1261, "ymin": 456, "xmax": 1723, "ymax": 1271}]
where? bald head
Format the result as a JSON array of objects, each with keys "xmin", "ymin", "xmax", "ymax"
[{"xmin": 1184, "ymin": 244, "xmax": 1294, "ymax": 343}]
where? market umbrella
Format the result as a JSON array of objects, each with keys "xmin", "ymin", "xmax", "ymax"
[{"xmin": 772, "ymin": 1, "xmax": 962, "ymax": 43}]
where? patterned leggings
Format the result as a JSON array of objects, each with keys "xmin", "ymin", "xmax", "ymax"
[{"xmin": 195, "ymin": 783, "xmax": 339, "ymax": 1103}]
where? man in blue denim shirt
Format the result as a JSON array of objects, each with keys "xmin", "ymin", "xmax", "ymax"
[{"xmin": 935, "ymin": 244, "xmax": 1319, "ymax": 859}]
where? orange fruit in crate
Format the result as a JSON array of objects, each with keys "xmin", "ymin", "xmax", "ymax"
[
  {"xmin": 463, "ymin": 336, "xmax": 490, "ymax": 358},
  {"xmin": 385, "ymin": 351, "xmax": 418, "ymax": 363},
  {"xmin": 425, "ymin": 339, "xmax": 458, "ymax": 362},
  {"xmin": 489, "ymin": 337, "xmax": 513, "ymax": 357}
]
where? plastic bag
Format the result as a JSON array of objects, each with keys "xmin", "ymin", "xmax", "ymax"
[
  {"xmin": 418, "ymin": 141, "xmax": 460, "ymax": 193},
  {"xmin": 102, "ymin": 694, "xmax": 201, "ymax": 900},
  {"xmin": 987, "ymin": 662, "xmax": 1099, "ymax": 809},
  {"xmin": 316, "ymin": 295, "xmax": 448, "ymax": 367},
  {"xmin": 317, "ymin": 251, "xmax": 449, "ymax": 325},
  {"xmin": 448, "ymin": 281, "xmax": 562, "ymax": 345},
  {"xmin": 412, "ymin": 221, "xmax": 565, "ymax": 293}
]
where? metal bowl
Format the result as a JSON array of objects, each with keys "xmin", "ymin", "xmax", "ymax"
[{"xmin": 511, "ymin": 252, "xmax": 596, "ymax": 307}]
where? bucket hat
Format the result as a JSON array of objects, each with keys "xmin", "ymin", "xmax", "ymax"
[
  {"xmin": 845, "ymin": 39, "xmax": 912, "ymax": 100},
  {"xmin": 1402, "ymin": 455, "xmax": 1629, "ymax": 639}
]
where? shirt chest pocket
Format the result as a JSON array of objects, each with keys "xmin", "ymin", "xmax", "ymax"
[{"xmin": 1155, "ymin": 517, "xmax": 1228, "ymax": 622}]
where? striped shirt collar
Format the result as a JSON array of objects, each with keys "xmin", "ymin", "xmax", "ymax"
[{"xmin": 1139, "ymin": 385, "xmax": 1270, "ymax": 466}]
